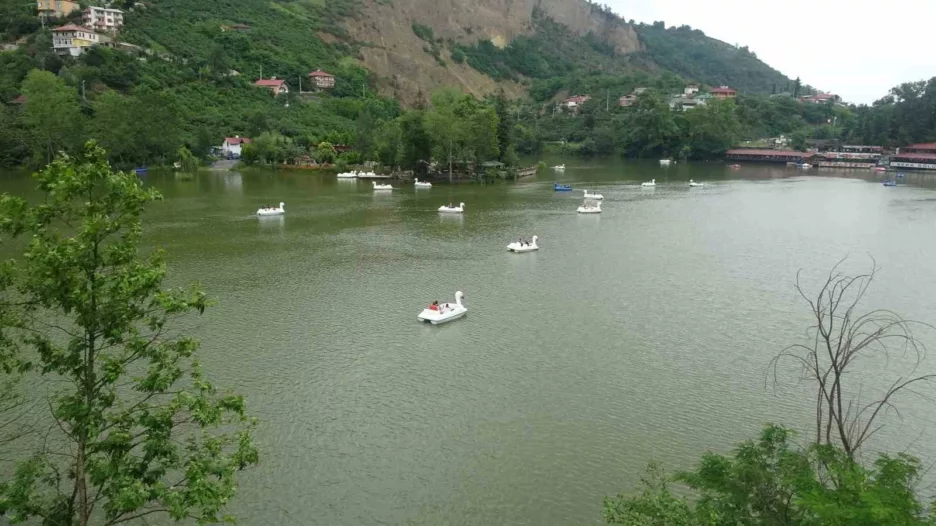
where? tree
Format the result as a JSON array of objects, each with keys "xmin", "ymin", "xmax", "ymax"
[
  {"xmin": 769, "ymin": 261, "xmax": 936, "ymax": 459},
  {"xmin": 425, "ymin": 88, "xmax": 467, "ymax": 182},
  {"xmin": 682, "ymin": 99, "xmax": 740, "ymax": 159},
  {"xmin": 605, "ymin": 425, "xmax": 936, "ymax": 525},
  {"xmin": 314, "ymin": 141, "xmax": 337, "ymax": 164},
  {"xmin": 0, "ymin": 143, "xmax": 258, "ymax": 525},
  {"xmin": 398, "ymin": 110, "xmax": 431, "ymax": 174},
  {"xmin": 21, "ymin": 69, "xmax": 84, "ymax": 164},
  {"xmin": 176, "ymin": 145, "xmax": 198, "ymax": 172}
]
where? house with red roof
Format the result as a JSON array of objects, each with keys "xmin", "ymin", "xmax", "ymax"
[
  {"xmin": 308, "ymin": 69, "xmax": 335, "ymax": 90},
  {"xmin": 800, "ymin": 93, "xmax": 840, "ymax": 104},
  {"xmin": 254, "ymin": 78, "xmax": 289, "ymax": 96},
  {"xmin": 709, "ymin": 86, "xmax": 737, "ymax": 99},
  {"xmin": 221, "ymin": 136, "xmax": 252, "ymax": 158},
  {"xmin": 51, "ymin": 24, "xmax": 100, "ymax": 57}
]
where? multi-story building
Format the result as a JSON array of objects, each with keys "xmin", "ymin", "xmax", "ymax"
[
  {"xmin": 51, "ymin": 24, "xmax": 100, "ymax": 57},
  {"xmin": 307, "ymin": 69, "xmax": 335, "ymax": 90},
  {"xmin": 83, "ymin": 6, "xmax": 124, "ymax": 32},
  {"xmin": 37, "ymin": 0, "xmax": 80, "ymax": 19}
]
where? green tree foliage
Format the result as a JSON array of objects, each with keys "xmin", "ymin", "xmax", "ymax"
[
  {"xmin": 21, "ymin": 70, "xmax": 83, "ymax": 164},
  {"xmin": 604, "ymin": 425, "xmax": 936, "ymax": 526},
  {"xmin": 425, "ymin": 88, "xmax": 499, "ymax": 181},
  {"xmin": 634, "ymin": 23, "xmax": 793, "ymax": 95},
  {"xmin": 844, "ymin": 77, "xmax": 936, "ymax": 148},
  {"xmin": 0, "ymin": 143, "xmax": 258, "ymax": 524},
  {"xmin": 177, "ymin": 145, "xmax": 198, "ymax": 172},
  {"xmin": 682, "ymin": 99, "xmax": 740, "ymax": 158},
  {"xmin": 314, "ymin": 141, "xmax": 337, "ymax": 164}
]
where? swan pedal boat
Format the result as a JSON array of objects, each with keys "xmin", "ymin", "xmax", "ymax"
[
  {"xmin": 257, "ymin": 202, "xmax": 285, "ymax": 216},
  {"xmin": 583, "ymin": 189, "xmax": 604, "ymax": 200},
  {"xmin": 438, "ymin": 202, "xmax": 465, "ymax": 213},
  {"xmin": 418, "ymin": 292, "xmax": 467, "ymax": 325},
  {"xmin": 336, "ymin": 171, "xmax": 358, "ymax": 178},
  {"xmin": 373, "ymin": 181, "xmax": 393, "ymax": 191},
  {"xmin": 414, "ymin": 179, "xmax": 432, "ymax": 188},
  {"xmin": 553, "ymin": 165, "xmax": 565, "ymax": 171},
  {"xmin": 689, "ymin": 180, "xmax": 704, "ymax": 187},
  {"xmin": 507, "ymin": 235, "xmax": 539, "ymax": 253},
  {"xmin": 641, "ymin": 179, "xmax": 656, "ymax": 187},
  {"xmin": 577, "ymin": 203, "xmax": 602, "ymax": 214}
]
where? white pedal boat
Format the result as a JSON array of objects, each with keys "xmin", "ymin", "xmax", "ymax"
[
  {"xmin": 438, "ymin": 202, "xmax": 465, "ymax": 213},
  {"xmin": 577, "ymin": 202, "xmax": 601, "ymax": 214},
  {"xmin": 417, "ymin": 291, "xmax": 467, "ymax": 325},
  {"xmin": 507, "ymin": 235, "xmax": 539, "ymax": 253},
  {"xmin": 257, "ymin": 202, "xmax": 285, "ymax": 216}
]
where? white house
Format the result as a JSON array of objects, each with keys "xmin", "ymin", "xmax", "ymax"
[
  {"xmin": 222, "ymin": 136, "xmax": 252, "ymax": 158},
  {"xmin": 83, "ymin": 6, "xmax": 124, "ymax": 31},
  {"xmin": 51, "ymin": 24, "xmax": 99, "ymax": 57}
]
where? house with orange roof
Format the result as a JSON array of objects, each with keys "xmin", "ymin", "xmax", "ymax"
[{"xmin": 254, "ymin": 78, "xmax": 290, "ymax": 96}]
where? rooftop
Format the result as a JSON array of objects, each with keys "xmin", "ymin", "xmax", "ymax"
[
  {"xmin": 725, "ymin": 148, "xmax": 808, "ymax": 157},
  {"xmin": 53, "ymin": 24, "xmax": 94, "ymax": 32},
  {"xmin": 893, "ymin": 152, "xmax": 936, "ymax": 160},
  {"xmin": 710, "ymin": 86, "xmax": 737, "ymax": 94},
  {"xmin": 308, "ymin": 69, "xmax": 333, "ymax": 77},
  {"xmin": 224, "ymin": 137, "xmax": 252, "ymax": 145},
  {"xmin": 906, "ymin": 143, "xmax": 936, "ymax": 150},
  {"xmin": 255, "ymin": 79, "xmax": 286, "ymax": 87}
]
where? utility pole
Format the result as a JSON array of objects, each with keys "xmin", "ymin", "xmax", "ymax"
[
  {"xmin": 259, "ymin": 65, "xmax": 262, "ymax": 80},
  {"xmin": 299, "ymin": 75, "xmax": 302, "ymax": 94},
  {"xmin": 81, "ymin": 80, "xmax": 86, "ymax": 101},
  {"xmin": 606, "ymin": 90, "xmax": 610, "ymax": 111}
]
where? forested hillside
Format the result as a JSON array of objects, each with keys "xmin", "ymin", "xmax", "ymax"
[
  {"xmin": 2, "ymin": 0, "xmax": 931, "ymax": 171},
  {"xmin": 633, "ymin": 22, "xmax": 793, "ymax": 95}
]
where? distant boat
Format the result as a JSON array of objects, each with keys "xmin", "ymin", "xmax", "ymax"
[
  {"xmin": 896, "ymin": 172, "xmax": 905, "ymax": 179},
  {"xmin": 554, "ymin": 183, "xmax": 572, "ymax": 191},
  {"xmin": 134, "ymin": 166, "xmax": 148, "ymax": 175},
  {"xmin": 659, "ymin": 159, "xmax": 672, "ymax": 166},
  {"xmin": 729, "ymin": 164, "xmax": 741, "ymax": 169},
  {"xmin": 797, "ymin": 163, "xmax": 812, "ymax": 169},
  {"xmin": 883, "ymin": 180, "xmax": 898, "ymax": 187},
  {"xmin": 553, "ymin": 165, "xmax": 566, "ymax": 171}
]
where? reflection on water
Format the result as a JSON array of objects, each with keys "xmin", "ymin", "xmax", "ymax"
[
  {"xmin": 257, "ymin": 215, "xmax": 284, "ymax": 231},
  {"xmin": 222, "ymin": 172, "xmax": 243, "ymax": 193},
  {"xmin": 439, "ymin": 213, "xmax": 465, "ymax": 224}
]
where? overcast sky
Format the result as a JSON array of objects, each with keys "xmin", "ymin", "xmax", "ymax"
[{"xmin": 605, "ymin": 0, "xmax": 936, "ymax": 104}]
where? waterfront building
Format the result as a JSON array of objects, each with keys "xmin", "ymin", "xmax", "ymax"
[{"xmin": 891, "ymin": 143, "xmax": 936, "ymax": 170}]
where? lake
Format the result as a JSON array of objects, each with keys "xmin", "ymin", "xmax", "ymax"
[{"xmin": 3, "ymin": 159, "xmax": 936, "ymax": 525}]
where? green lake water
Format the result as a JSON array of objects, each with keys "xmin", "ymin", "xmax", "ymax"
[{"xmin": 3, "ymin": 159, "xmax": 936, "ymax": 524}]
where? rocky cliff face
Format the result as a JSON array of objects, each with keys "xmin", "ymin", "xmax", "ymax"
[{"xmin": 345, "ymin": 0, "xmax": 642, "ymax": 103}]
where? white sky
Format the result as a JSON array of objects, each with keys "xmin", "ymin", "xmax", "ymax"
[{"xmin": 605, "ymin": 0, "xmax": 936, "ymax": 104}]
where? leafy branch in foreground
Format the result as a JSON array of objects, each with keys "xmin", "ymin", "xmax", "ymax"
[
  {"xmin": 605, "ymin": 425, "xmax": 936, "ymax": 525},
  {"xmin": 0, "ymin": 142, "xmax": 258, "ymax": 525}
]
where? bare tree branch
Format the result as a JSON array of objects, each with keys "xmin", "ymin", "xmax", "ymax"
[{"xmin": 768, "ymin": 259, "xmax": 936, "ymax": 459}]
